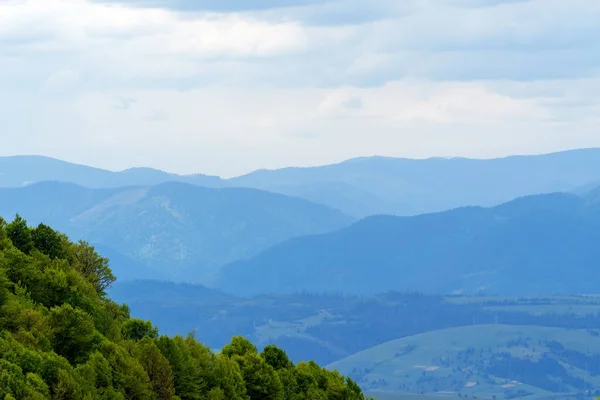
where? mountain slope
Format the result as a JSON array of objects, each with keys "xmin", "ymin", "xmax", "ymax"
[
  {"xmin": 0, "ymin": 218, "xmax": 370, "ymax": 400},
  {"xmin": 5, "ymin": 148, "xmax": 600, "ymax": 218},
  {"xmin": 215, "ymin": 191, "xmax": 600, "ymax": 296},
  {"xmin": 0, "ymin": 182, "xmax": 353, "ymax": 282},
  {"xmin": 232, "ymin": 148, "xmax": 600, "ymax": 217},
  {"xmin": 328, "ymin": 325, "xmax": 600, "ymax": 398},
  {"xmin": 0, "ymin": 155, "xmax": 224, "ymax": 188}
]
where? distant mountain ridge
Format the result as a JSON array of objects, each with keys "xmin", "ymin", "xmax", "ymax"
[
  {"xmin": 0, "ymin": 155, "xmax": 224, "ymax": 189},
  {"xmin": 215, "ymin": 189, "xmax": 600, "ymax": 296},
  {"xmin": 0, "ymin": 181, "xmax": 352, "ymax": 282},
  {"xmin": 4, "ymin": 148, "xmax": 600, "ymax": 217},
  {"xmin": 230, "ymin": 148, "xmax": 600, "ymax": 216}
]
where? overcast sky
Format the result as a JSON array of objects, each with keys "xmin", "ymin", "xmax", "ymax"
[{"xmin": 1, "ymin": 0, "xmax": 599, "ymax": 177}]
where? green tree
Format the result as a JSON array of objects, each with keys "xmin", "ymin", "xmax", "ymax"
[
  {"xmin": 25, "ymin": 373, "xmax": 49, "ymax": 399},
  {"xmin": 205, "ymin": 387, "xmax": 226, "ymax": 400},
  {"xmin": 6, "ymin": 214, "xmax": 33, "ymax": 254},
  {"xmin": 122, "ymin": 319, "xmax": 159, "ymax": 341},
  {"xmin": 222, "ymin": 336, "xmax": 257, "ymax": 358},
  {"xmin": 0, "ymin": 216, "xmax": 7, "ymax": 240},
  {"xmin": 261, "ymin": 345, "xmax": 292, "ymax": 371},
  {"xmin": 100, "ymin": 341, "xmax": 155, "ymax": 400},
  {"xmin": 0, "ymin": 219, "xmax": 369, "ymax": 400},
  {"xmin": 213, "ymin": 355, "xmax": 248, "ymax": 400},
  {"xmin": 0, "ymin": 360, "xmax": 48, "ymax": 399},
  {"xmin": 31, "ymin": 223, "xmax": 66, "ymax": 260},
  {"xmin": 53, "ymin": 369, "xmax": 82, "ymax": 400},
  {"xmin": 275, "ymin": 367, "xmax": 297, "ymax": 400},
  {"xmin": 324, "ymin": 370, "xmax": 347, "ymax": 400},
  {"xmin": 345, "ymin": 377, "xmax": 368, "ymax": 400},
  {"xmin": 294, "ymin": 363, "xmax": 324, "ymax": 398},
  {"xmin": 69, "ymin": 241, "xmax": 115, "ymax": 295},
  {"xmin": 49, "ymin": 304, "xmax": 97, "ymax": 364},
  {"xmin": 233, "ymin": 354, "xmax": 283, "ymax": 400},
  {"xmin": 0, "ymin": 359, "xmax": 28, "ymax": 399},
  {"xmin": 0, "ymin": 267, "xmax": 10, "ymax": 307},
  {"xmin": 133, "ymin": 338, "xmax": 175, "ymax": 400},
  {"xmin": 157, "ymin": 335, "xmax": 206, "ymax": 399},
  {"xmin": 33, "ymin": 259, "xmax": 71, "ymax": 308}
]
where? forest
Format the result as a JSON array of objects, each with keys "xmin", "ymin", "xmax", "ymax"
[{"xmin": 0, "ymin": 215, "xmax": 370, "ymax": 400}]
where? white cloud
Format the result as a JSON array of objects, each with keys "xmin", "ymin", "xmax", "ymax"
[
  {"xmin": 0, "ymin": 0, "xmax": 598, "ymax": 176},
  {"xmin": 0, "ymin": 0, "xmax": 310, "ymax": 89},
  {"xmin": 0, "ymin": 0, "xmax": 308, "ymax": 55},
  {"xmin": 317, "ymin": 81, "xmax": 549, "ymax": 123},
  {"xmin": 3, "ymin": 77, "xmax": 599, "ymax": 177},
  {"xmin": 40, "ymin": 69, "xmax": 81, "ymax": 95}
]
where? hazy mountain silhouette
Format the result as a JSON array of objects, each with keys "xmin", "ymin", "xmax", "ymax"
[
  {"xmin": 215, "ymin": 190, "xmax": 600, "ymax": 296},
  {"xmin": 230, "ymin": 148, "xmax": 600, "ymax": 217},
  {"xmin": 4, "ymin": 149, "xmax": 600, "ymax": 217},
  {"xmin": 0, "ymin": 155, "xmax": 224, "ymax": 189},
  {"xmin": 0, "ymin": 181, "xmax": 352, "ymax": 282}
]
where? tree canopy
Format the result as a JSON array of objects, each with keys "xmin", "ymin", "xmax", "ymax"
[{"xmin": 0, "ymin": 215, "xmax": 371, "ymax": 400}]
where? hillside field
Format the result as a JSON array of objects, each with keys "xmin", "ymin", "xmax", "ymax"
[{"xmin": 329, "ymin": 325, "xmax": 600, "ymax": 399}]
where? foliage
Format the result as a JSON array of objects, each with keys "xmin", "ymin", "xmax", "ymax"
[
  {"xmin": 261, "ymin": 345, "xmax": 293, "ymax": 370},
  {"xmin": 6, "ymin": 214, "xmax": 34, "ymax": 254},
  {"xmin": 68, "ymin": 241, "xmax": 115, "ymax": 296},
  {"xmin": 122, "ymin": 318, "xmax": 158, "ymax": 341},
  {"xmin": 0, "ymin": 216, "xmax": 370, "ymax": 400},
  {"xmin": 31, "ymin": 224, "xmax": 67, "ymax": 260}
]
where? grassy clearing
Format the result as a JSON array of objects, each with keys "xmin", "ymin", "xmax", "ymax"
[
  {"xmin": 366, "ymin": 392, "xmax": 465, "ymax": 400},
  {"xmin": 329, "ymin": 325, "xmax": 600, "ymax": 398},
  {"xmin": 483, "ymin": 304, "xmax": 600, "ymax": 316}
]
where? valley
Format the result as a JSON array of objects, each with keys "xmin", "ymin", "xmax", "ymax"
[
  {"xmin": 110, "ymin": 282, "xmax": 600, "ymax": 399},
  {"xmin": 3, "ymin": 149, "xmax": 600, "ymax": 399},
  {"xmin": 3, "ymin": 4, "xmax": 597, "ymax": 397}
]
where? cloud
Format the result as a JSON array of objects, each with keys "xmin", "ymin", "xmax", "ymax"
[
  {"xmin": 0, "ymin": 0, "xmax": 309, "ymax": 56},
  {"xmin": 91, "ymin": 0, "xmax": 330, "ymax": 12},
  {"xmin": 0, "ymin": 0, "xmax": 598, "ymax": 176},
  {"xmin": 4, "ymin": 77, "xmax": 598, "ymax": 177},
  {"xmin": 317, "ymin": 80, "xmax": 549, "ymax": 123},
  {"xmin": 2, "ymin": 0, "xmax": 598, "ymax": 90},
  {"xmin": 146, "ymin": 109, "xmax": 168, "ymax": 121},
  {"xmin": 112, "ymin": 96, "xmax": 138, "ymax": 110},
  {"xmin": 40, "ymin": 69, "xmax": 81, "ymax": 95},
  {"xmin": 342, "ymin": 97, "xmax": 363, "ymax": 110}
]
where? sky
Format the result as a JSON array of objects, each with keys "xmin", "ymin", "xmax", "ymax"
[{"xmin": 1, "ymin": 0, "xmax": 599, "ymax": 177}]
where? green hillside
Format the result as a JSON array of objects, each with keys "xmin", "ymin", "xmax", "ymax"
[
  {"xmin": 328, "ymin": 325, "xmax": 600, "ymax": 399},
  {"xmin": 0, "ymin": 217, "xmax": 369, "ymax": 399},
  {"xmin": 0, "ymin": 182, "xmax": 352, "ymax": 282},
  {"xmin": 364, "ymin": 393, "xmax": 463, "ymax": 400}
]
